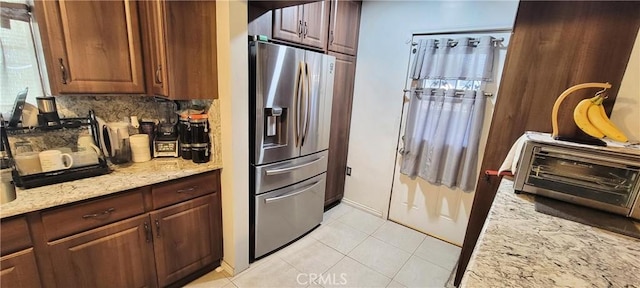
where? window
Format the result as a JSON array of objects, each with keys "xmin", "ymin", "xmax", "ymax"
[{"xmin": 1, "ymin": 0, "xmax": 48, "ymax": 116}]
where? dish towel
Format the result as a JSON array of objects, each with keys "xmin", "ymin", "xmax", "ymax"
[{"xmin": 498, "ymin": 134, "xmax": 528, "ymax": 175}]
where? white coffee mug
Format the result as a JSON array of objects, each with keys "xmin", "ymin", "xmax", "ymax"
[
  {"xmin": 39, "ymin": 150, "xmax": 73, "ymax": 172},
  {"xmin": 14, "ymin": 152, "xmax": 42, "ymax": 175},
  {"xmin": 71, "ymin": 148, "xmax": 100, "ymax": 168},
  {"xmin": 78, "ymin": 135, "xmax": 102, "ymax": 155}
]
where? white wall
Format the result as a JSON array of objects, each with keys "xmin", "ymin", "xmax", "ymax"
[
  {"xmin": 216, "ymin": 0, "xmax": 250, "ymax": 275},
  {"xmin": 345, "ymin": 1, "xmax": 519, "ymax": 216},
  {"xmin": 611, "ymin": 29, "xmax": 640, "ymax": 141}
]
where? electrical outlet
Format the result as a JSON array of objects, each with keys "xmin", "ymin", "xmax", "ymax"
[{"xmin": 346, "ymin": 166, "xmax": 352, "ymax": 176}]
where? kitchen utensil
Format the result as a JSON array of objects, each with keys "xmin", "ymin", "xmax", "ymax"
[
  {"xmin": 139, "ymin": 121, "xmax": 156, "ymax": 155},
  {"xmin": 130, "ymin": 134, "xmax": 151, "ymax": 162},
  {"xmin": 111, "ymin": 138, "xmax": 131, "ymax": 164},
  {"xmin": 70, "ymin": 148, "xmax": 99, "ymax": 168},
  {"xmin": 39, "ymin": 150, "xmax": 73, "ymax": 172},
  {"xmin": 154, "ymin": 101, "xmax": 179, "ymax": 158},
  {"xmin": 8, "ymin": 87, "xmax": 28, "ymax": 127},
  {"xmin": 36, "ymin": 96, "xmax": 61, "ymax": 128},
  {"xmin": 0, "ymin": 168, "xmax": 16, "ymax": 204},
  {"xmin": 103, "ymin": 122, "xmax": 131, "ymax": 164},
  {"xmin": 14, "ymin": 152, "xmax": 42, "ymax": 175},
  {"xmin": 0, "ymin": 115, "xmax": 13, "ymax": 169}
]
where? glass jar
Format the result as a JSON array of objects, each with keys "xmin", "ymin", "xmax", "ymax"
[
  {"xmin": 189, "ymin": 114, "xmax": 209, "ymax": 145},
  {"xmin": 191, "ymin": 143, "xmax": 210, "ymax": 163}
]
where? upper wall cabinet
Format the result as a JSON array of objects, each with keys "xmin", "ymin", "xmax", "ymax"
[
  {"xmin": 140, "ymin": 0, "xmax": 218, "ymax": 100},
  {"xmin": 273, "ymin": 1, "xmax": 329, "ymax": 49},
  {"xmin": 36, "ymin": 0, "xmax": 146, "ymax": 94},
  {"xmin": 328, "ymin": 0, "xmax": 361, "ymax": 56}
]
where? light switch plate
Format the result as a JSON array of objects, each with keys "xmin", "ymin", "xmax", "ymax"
[{"xmin": 346, "ymin": 166, "xmax": 352, "ymax": 176}]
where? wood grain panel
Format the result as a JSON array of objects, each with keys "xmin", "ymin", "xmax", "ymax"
[
  {"xmin": 41, "ymin": 189, "xmax": 145, "ymax": 241},
  {"xmin": 48, "ymin": 215, "xmax": 157, "ymax": 288},
  {"xmin": 0, "ymin": 217, "xmax": 31, "ymax": 256},
  {"xmin": 37, "ymin": 0, "xmax": 145, "ymax": 94},
  {"xmin": 328, "ymin": 0, "xmax": 361, "ymax": 56},
  {"xmin": 164, "ymin": 0, "xmax": 218, "ymax": 99},
  {"xmin": 455, "ymin": 2, "xmax": 640, "ymax": 285},
  {"xmin": 300, "ymin": 0, "xmax": 329, "ymax": 49},
  {"xmin": 0, "ymin": 248, "xmax": 42, "ymax": 288},
  {"xmin": 273, "ymin": 5, "xmax": 304, "ymax": 43},
  {"xmin": 151, "ymin": 171, "xmax": 219, "ymax": 209},
  {"xmin": 325, "ymin": 52, "xmax": 357, "ymax": 207},
  {"xmin": 150, "ymin": 194, "xmax": 221, "ymax": 287}
]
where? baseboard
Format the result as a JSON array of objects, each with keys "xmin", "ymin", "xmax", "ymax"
[
  {"xmin": 221, "ymin": 260, "xmax": 235, "ymax": 276},
  {"xmin": 341, "ymin": 198, "xmax": 384, "ymax": 218}
]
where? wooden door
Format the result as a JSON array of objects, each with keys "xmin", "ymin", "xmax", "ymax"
[
  {"xmin": 0, "ymin": 248, "xmax": 42, "ymax": 288},
  {"xmin": 37, "ymin": 0, "xmax": 145, "ymax": 94},
  {"xmin": 273, "ymin": 5, "xmax": 303, "ymax": 44},
  {"xmin": 325, "ymin": 52, "xmax": 357, "ymax": 207},
  {"xmin": 300, "ymin": 1, "xmax": 329, "ymax": 49},
  {"xmin": 48, "ymin": 215, "xmax": 157, "ymax": 288},
  {"xmin": 328, "ymin": 0, "xmax": 361, "ymax": 55},
  {"xmin": 454, "ymin": 1, "xmax": 640, "ymax": 285},
  {"xmin": 140, "ymin": 0, "xmax": 169, "ymax": 97},
  {"xmin": 150, "ymin": 194, "xmax": 222, "ymax": 287}
]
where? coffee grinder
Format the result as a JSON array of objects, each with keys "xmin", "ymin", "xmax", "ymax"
[
  {"xmin": 153, "ymin": 101, "xmax": 179, "ymax": 157},
  {"xmin": 36, "ymin": 96, "xmax": 61, "ymax": 128}
]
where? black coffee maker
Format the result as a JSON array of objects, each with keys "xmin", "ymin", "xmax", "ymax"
[{"xmin": 153, "ymin": 101, "xmax": 179, "ymax": 157}]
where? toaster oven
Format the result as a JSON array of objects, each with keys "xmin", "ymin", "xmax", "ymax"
[{"xmin": 514, "ymin": 138, "xmax": 640, "ymax": 220}]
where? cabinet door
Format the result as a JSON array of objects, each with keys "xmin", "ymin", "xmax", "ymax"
[
  {"xmin": 301, "ymin": 1, "xmax": 329, "ymax": 49},
  {"xmin": 273, "ymin": 5, "xmax": 304, "ymax": 44},
  {"xmin": 141, "ymin": 0, "xmax": 169, "ymax": 97},
  {"xmin": 328, "ymin": 0, "xmax": 361, "ymax": 55},
  {"xmin": 48, "ymin": 215, "xmax": 157, "ymax": 288},
  {"xmin": 37, "ymin": 0, "xmax": 145, "ymax": 94},
  {"xmin": 0, "ymin": 248, "xmax": 42, "ymax": 288},
  {"xmin": 325, "ymin": 52, "xmax": 356, "ymax": 207},
  {"xmin": 150, "ymin": 194, "xmax": 222, "ymax": 287}
]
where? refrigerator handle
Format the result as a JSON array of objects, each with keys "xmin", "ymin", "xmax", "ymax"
[
  {"xmin": 301, "ymin": 62, "xmax": 311, "ymax": 147},
  {"xmin": 294, "ymin": 61, "xmax": 304, "ymax": 147}
]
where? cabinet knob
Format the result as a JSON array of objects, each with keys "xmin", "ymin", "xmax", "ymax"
[
  {"xmin": 155, "ymin": 218, "xmax": 161, "ymax": 238},
  {"xmin": 298, "ymin": 20, "xmax": 303, "ymax": 38},
  {"xmin": 59, "ymin": 58, "xmax": 67, "ymax": 84},
  {"xmin": 82, "ymin": 207, "xmax": 116, "ymax": 219},
  {"xmin": 144, "ymin": 221, "xmax": 151, "ymax": 243},
  {"xmin": 330, "ymin": 31, "xmax": 334, "ymax": 45}
]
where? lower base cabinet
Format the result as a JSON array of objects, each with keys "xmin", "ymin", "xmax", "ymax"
[
  {"xmin": 48, "ymin": 215, "xmax": 157, "ymax": 288},
  {"xmin": 152, "ymin": 194, "xmax": 221, "ymax": 287},
  {"xmin": 0, "ymin": 248, "xmax": 42, "ymax": 288},
  {"xmin": 0, "ymin": 171, "xmax": 222, "ymax": 288}
]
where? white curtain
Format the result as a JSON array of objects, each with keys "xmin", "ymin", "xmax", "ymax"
[{"xmin": 400, "ymin": 36, "xmax": 494, "ymax": 192}]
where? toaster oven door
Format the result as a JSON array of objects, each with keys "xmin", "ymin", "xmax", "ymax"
[{"xmin": 524, "ymin": 146, "xmax": 640, "ymax": 210}]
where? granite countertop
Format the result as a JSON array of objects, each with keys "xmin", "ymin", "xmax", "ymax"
[
  {"xmin": 461, "ymin": 179, "xmax": 640, "ymax": 287},
  {"xmin": 1, "ymin": 158, "xmax": 222, "ymax": 219}
]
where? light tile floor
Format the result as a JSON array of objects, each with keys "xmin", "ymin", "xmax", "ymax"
[{"xmin": 185, "ymin": 203, "xmax": 461, "ymax": 288}]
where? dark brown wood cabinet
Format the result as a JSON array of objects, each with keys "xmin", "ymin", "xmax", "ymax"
[
  {"xmin": 328, "ymin": 0, "xmax": 361, "ymax": 56},
  {"xmin": 273, "ymin": 1, "xmax": 329, "ymax": 49},
  {"xmin": 140, "ymin": 0, "xmax": 218, "ymax": 100},
  {"xmin": 36, "ymin": 0, "xmax": 146, "ymax": 94},
  {"xmin": 151, "ymin": 194, "xmax": 222, "ymax": 287},
  {"xmin": 0, "ymin": 171, "xmax": 222, "ymax": 288},
  {"xmin": 48, "ymin": 215, "xmax": 157, "ymax": 288},
  {"xmin": 0, "ymin": 217, "xmax": 41, "ymax": 288},
  {"xmin": 325, "ymin": 52, "xmax": 357, "ymax": 206},
  {"xmin": 0, "ymin": 248, "xmax": 42, "ymax": 288}
]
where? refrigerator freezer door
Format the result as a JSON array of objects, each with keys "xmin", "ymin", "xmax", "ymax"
[
  {"xmin": 254, "ymin": 173, "xmax": 326, "ymax": 258},
  {"xmin": 253, "ymin": 150, "xmax": 328, "ymax": 195},
  {"xmin": 300, "ymin": 51, "xmax": 335, "ymax": 157},
  {"xmin": 251, "ymin": 42, "xmax": 305, "ymax": 165}
]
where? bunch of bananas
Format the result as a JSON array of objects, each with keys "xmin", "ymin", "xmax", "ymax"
[{"xmin": 573, "ymin": 94, "xmax": 628, "ymax": 142}]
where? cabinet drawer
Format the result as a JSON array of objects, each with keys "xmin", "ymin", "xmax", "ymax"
[
  {"xmin": 151, "ymin": 171, "xmax": 219, "ymax": 209},
  {"xmin": 41, "ymin": 189, "xmax": 145, "ymax": 241},
  {"xmin": 0, "ymin": 217, "xmax": 31, "ymax": 255}
]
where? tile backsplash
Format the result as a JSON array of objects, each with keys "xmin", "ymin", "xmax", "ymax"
[{"xmin": 7, "ymin": 95, "xmax": 222, "ymax": 165}]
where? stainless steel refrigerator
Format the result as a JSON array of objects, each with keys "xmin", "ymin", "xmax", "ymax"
[{"xmin": 249, "ymin": 40, "xmax": 335, "ymax": 260}]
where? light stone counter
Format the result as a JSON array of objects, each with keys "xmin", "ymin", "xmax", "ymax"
[
  {"xmin": 461, "ymin": 179, "xmax": 640, "ymax": 287},
  {"xmin": 1, "ymin": 158, "xmax": 222, "ymax": 219}
]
